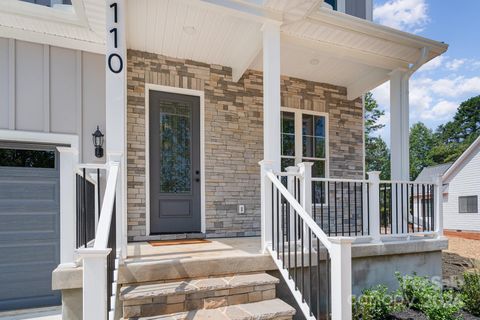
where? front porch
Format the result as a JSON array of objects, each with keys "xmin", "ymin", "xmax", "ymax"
[{"xmin": 52, "ymin": 1, "xmax": 450, "ymax": 319}]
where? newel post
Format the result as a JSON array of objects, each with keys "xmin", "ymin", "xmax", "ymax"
[
  {"xmin": 286, "ymin": 166, "xmax": 299, "ymax": 241},
  {"xmin": 367, "ymin": 171, "xmax": 381, "ymax": 242},
  {"xmin": 260, "ymin": 160, "xmax": 275, "ymax": 253},
  {"xmin": 78, "ymin": 248, "xmax": 111, "ymax": 320},
  {"xmin": 297, "ymin": 162, "xmax": 313, "ymax": 216},
  {"xmin": 330, "ymin": 237, "xmax": 353, "ymax": 320},
  {"xmin": 434, "ymin": 175, "xmax": 443, "ymax": 237}
]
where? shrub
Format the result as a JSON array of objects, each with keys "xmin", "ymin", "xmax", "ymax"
[
  {"xmin": 396, "ymin": 272, "xmax": 463, "ymax": 320},
  {"xmin": 461, "ymin": 271, "xmax": 480, "ymax": 316},
  {"xmin": 352, "ymin": 285, "xmax": 404, "ymax": 320}
]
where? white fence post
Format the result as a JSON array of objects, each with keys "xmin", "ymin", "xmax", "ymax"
[
  {"xmin": 330, "ymin": 237, "xmax": 353, "ymax": 320},
  {"xmin": 57, "ymin": 147, "xmax": 78, "ymax": 267},
  {"xmin": 78, "ymin": 249, "xmax": 111, "ymax": 320},
  {"xmin": 367, "ymin": 171, "xmax": 381, "ymax": 242},
  {"xmin": 260, "ymin": 160, "xmax": 275, "ymax": 253},
  {"xmin": 434, "ymin": 175, "xmax": 443, "ymax": 237}
]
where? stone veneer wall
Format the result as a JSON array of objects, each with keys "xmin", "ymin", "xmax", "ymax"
[{"xmin": 127, "ymin": 49, "xmax": 364, "ymax": 240}]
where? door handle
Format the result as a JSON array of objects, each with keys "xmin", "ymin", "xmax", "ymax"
[{"xmin": 195, "ymin": 178, "xmax": 200, "ymax": 182}]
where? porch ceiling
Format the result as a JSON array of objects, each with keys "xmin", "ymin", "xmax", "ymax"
[{"xmin": 126, "ymin": 0, "xmax": 448, "ymax": 100}]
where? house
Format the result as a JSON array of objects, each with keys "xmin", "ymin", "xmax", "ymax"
[
  {"xmin": 417, "ymin": 136, "xmax": 480, "ymax": 235},
  {"xmin": 0, "ymin": 1, "xmax": 449, "ymax": 320}
]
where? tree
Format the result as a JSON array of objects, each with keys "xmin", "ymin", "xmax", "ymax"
[
  {"xmin": 409, "ymin": 122, "xmax": 435, "ymax": 179},
  {"xmin": 431, "ymin": 95, "xmax": 480, "ymax": 164},
  {"xmin": 364, "ymin": 92, "xmax": 391, "ymax": 179}
]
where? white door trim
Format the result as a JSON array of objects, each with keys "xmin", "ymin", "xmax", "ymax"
[{"xmin": 144, "ymin": 84, "xmax": 206, "ymax": 235}]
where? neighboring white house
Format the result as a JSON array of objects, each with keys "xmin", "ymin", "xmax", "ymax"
[{"xmin": 416, "ymin": 136, "xmax": 480, "ymax": 233}]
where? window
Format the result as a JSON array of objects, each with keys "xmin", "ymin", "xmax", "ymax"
[
  {"xmin": 281, "ymin": 110, "xmax": 328, "ymax": 178},
  {"xmin": 459, "ymin": 196, "xmax": 478, "ymax": 214},
  {"xmin": 20, "ymin": 0, "xmax": 71, "ymax": 7},
  {"xmin": 0, "ymin": 148, "xmax": 55, "ymax": 168}
]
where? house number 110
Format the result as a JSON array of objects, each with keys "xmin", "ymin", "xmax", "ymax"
[{"xmin": 108, "ymin": 2, "xmax": 123, "ymax": 74}]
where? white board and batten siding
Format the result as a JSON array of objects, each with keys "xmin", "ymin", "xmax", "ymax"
[
  {"xmin": 0, "ymin": 37, "xmax": 105, "ymax": 163},
  {"xmin": 443, "ymin": 145, "xmax": 480, "ymax": 232}
]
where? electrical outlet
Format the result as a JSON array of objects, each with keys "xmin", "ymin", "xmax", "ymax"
[{"xmin": 238, "ymin": 205, "xmax": 245, "ymax": 214}]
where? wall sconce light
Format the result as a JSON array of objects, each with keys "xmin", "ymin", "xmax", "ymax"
[{"xmin": 92, "ymin": 126, "xmax": 104, "ymax": 158}]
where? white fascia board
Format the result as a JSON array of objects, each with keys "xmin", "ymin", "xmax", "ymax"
[
  {"xmin": 309, "ymin": 10, "xmax": 449, "ymax": 55},
  {"xmin": 443, "ymin": 136, "xmax": 480, "ymax": 182},
  {"xmin": 0, "ymin": 26, "xmax": 105, "ymax": 54}
]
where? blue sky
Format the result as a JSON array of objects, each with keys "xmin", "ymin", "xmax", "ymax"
[{"xmin": 371, "ymin": 0, "xmax": 480, "ymax": 141}]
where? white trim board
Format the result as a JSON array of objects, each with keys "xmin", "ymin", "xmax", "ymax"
[
  {"xmin": 144, "ymin": 84, "xmax": 206, "ymax": 235},
  {"xmin": 0, "ymin": 129, "xmax": 79, "ymax": 150}
]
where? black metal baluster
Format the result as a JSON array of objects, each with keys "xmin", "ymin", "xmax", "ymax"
[
  {"xmin": 410, "ymin": 184, "xmax": 414, "ymax": 233},
  {"xmin": 83, "ymin": 168, "xmax": 87, "ymax": 247},
  {"xmin": 334, "ymin": 182, "xmax": 338, "ymax": 236},
  {"xmin": 366, "ymin": 183, "xmax": 370, "ymax": 235},
  {"xmin": 313, "ymin": 182, "xmax": 317, "ymax": 223},
  {"xmin": 383, "ymin": 183, "xmax": 387, "ymax": 234},
  {"xmin": 320, "ymin": 181, "xmax": 324, "ymax": 230},
  {"xmin": 287, "ymin": 198, "xmax": 291, "ymax": 277},
  {"xmin": 327, "ymin": 182, "xmax": 331, "ymax": 236},
  {"xmin": 294, "ymin": 209, "xmax": 298, "ymax": 288},
  {"xmin": 271, "ymin": 184, "xmax": 275, "ymax": 251},
  {"xmin": 308, "ymin": 230, "xmax": 312, "ymax": 313},
  {"xmin": 341, "ymin": 182, "xmax": 344, "ymax": 236},
  {"xmin": 276, "ymin": 188, "xmax": 280, "ymax": 259},
  {"xmin": 348, "ymin": 182, "xmax": 351, "ymax": 236},
  {"xmin": 316, "ymin": 237, "xmax": 321, "ymax": 319},
  {"xmin": 422, "ymin": 184, "xmax": 426, "ymax": 231},
  {"xmin": 301, "ymin": 219, "xmax": 305, "ymax": 302},
  {"xmin": 97, "ymin": 168, "xmax": 101, "ymax": 222},
  {"xmin": 401, "ymin": 183, "xmax": 404, "ymax": 234},
  {"xmin": 416, "ymin": 184, "xmax": 420, "ymax": 232},
  {"xmin": 354, "ymin": 182, "xmax": 357, "ymax": 236},
  {"xmin": 395, "ymin": 183, "xmax": 399, "ymax": 234},
  {"xmin": 282, "ymin": 195, "xmax": 285, "ymax": 268}
]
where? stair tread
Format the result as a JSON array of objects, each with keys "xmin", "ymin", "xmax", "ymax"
[
  {"xmin": 123, "ymin": 298, "xmax": 295, "ymax": 320},
  {"xmin": 121, "ymin": 273, "xmax": 279, "ymax": 301}
]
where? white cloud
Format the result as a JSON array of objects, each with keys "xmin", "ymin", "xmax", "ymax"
[
  {"xmin": 373, "ymin": 0, "xmax": 429, "ymax": 34},
  {"xmin": 420, "ymin": 100, "xmax": 458, "ymax": 120},
  {"xmin": 429, "ymin": 76, "xmax": 480, "ymax": 97},
  {"xmin": 418, "ymin": 56, "xmax": 444, "ymax": 72},
  {"xmin": 446, "ymin": 59, "xmax": 465, "ymax": 71}
]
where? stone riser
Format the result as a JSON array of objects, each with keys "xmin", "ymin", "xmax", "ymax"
[{"xmin": 123, "ymin": 284, "xmax": 276, "ymax": 318}]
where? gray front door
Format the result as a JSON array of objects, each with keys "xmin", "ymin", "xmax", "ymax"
[
  {"xmin": 149, "ymin": 91, "xmax": 201, "ymax": 234},
  {"xmin": 0, "ymin": 144, "xmax": 61, "ymax": 311}
]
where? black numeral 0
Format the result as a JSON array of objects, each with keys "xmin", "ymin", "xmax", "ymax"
[{"xmin": 108, "ymin": 53, "xmax": 123, "ymax": 74}]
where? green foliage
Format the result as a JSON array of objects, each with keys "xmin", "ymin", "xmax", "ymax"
[
  {"xmin": 364, "ymin": 92, "xmax": 391, "ymax": 179},
  {"xmin": 395, "ymin": 273, "xmax": 463, "ymax": 320},
  {"xmin": 409, "ymin": 122, "xmax": 436, "ymax": 179},
  {"xmin": 352, "ymin": 285, "xmax": 404, "ymax": 320},
  {"xmin": 460, "ymin": 271, "xmax": 480, "ymax": 316}
]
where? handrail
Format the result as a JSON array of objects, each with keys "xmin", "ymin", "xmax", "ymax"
[
  {"xmin": 311, "ymin": 177, "xmax": 368, "ymax": 184},
  {"xmin": 266, "ymin": 171, "xmax": 332, "ymax": 251},
  {"xmin": 93, "ymin": 162, "xmax": 119, "ymax": 249},
  {"xmin": 379, "ymin": 179, "xmax": 436, "ymax": 185},
  {"xmin": 77, "ymin": 163, "xmax": 108, "ymax": 170}
]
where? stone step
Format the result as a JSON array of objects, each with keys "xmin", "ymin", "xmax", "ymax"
[
  {"xmin": 122, "ymin": 298, "xmax": 296, "ymax": 320},
  {"xmin": 121, "ymin": 273, "xmax": 280, "ymax": 318}
]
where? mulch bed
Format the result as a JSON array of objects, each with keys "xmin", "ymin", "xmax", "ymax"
[{"xmin": 389, "ymin": 309, "xmax": 480, "ymax": 320}]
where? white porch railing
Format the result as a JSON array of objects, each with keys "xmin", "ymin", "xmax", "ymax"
[
  {"xmin": 76, "ymin": 161, "xmax": 121, "ymax": 320},
  {"xmin": 261, "ymin": 161, "xmax": 353, "ymax": 320},
  {"xmin": 260, "ymin": 162, "xmax": 444, "ymax": 320}
]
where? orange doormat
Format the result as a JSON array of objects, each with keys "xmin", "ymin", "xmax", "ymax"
[{"xmin": 148, "ymin": 239, "xmax": 211, "ymax": 247}]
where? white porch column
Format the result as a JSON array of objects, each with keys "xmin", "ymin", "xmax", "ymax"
[
  {"xmin": 106, "ymin": 0, "xmax": 127, "ymax": 258},
  {"xmin": 330, "ymin": 237, "xmax": 353, "ymax": 320},
  {"xmin": 390, "ymin": 70, "xmax": 410, "ymax": 181},
  {"xmin": 262, "ymin": 21, "xmax": 281, "ymax": 172},
  {"xmin": 57, "ymin": 147, "xmax": 79, "ymax": 267}
]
